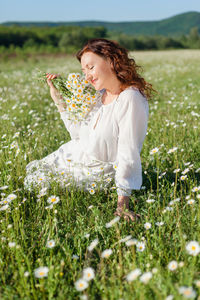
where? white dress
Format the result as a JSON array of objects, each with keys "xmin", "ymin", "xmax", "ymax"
[{"xmin": 24, "ymin": 86, "xmax": 149, "ymax": 196}]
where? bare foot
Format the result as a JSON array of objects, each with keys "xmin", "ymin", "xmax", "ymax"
[{"xmin": 114, "ymin": 208, "xmax": 140, "ymax": 223}]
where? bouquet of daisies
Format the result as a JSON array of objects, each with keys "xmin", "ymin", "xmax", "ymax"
[{"xmin": 36, "ymin": 70, "xmax": 100, "ymax": 122}]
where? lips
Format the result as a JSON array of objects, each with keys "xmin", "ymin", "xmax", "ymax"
[{"xmin": 91, "ymin": 79, "xmax": 97, "ymax": 84}]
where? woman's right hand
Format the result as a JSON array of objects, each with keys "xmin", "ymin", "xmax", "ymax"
[{"xmin": 46, "ymin": 73, "xmax": 62, "ymax": 103}]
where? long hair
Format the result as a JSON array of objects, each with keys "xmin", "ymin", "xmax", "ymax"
[{"xmin": 76, "ymin": 38, "xmax": 155, "ymax": 99}]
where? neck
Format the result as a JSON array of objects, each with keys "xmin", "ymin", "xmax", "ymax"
[{"xmin": 104, "ymin": 77, "xmax": 124, "ymax": 97}]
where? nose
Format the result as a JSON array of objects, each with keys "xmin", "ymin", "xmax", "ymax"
[{"xmin": 84, "ymin": 70, "xmax": 92, "ymax": 82}]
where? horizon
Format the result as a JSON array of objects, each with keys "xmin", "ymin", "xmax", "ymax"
[
  {"xmin": 1, "ymin": 10, "xmax": 200, "ymax": 24},
  {"xmin": 1, "ymin": 0, "xmax": 200, "ymax": 23}
]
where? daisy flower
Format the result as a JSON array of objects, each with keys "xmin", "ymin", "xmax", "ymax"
[
  {"xmin": 186, "ymin": 241, "xmax": 200, "ymax": 256},
  {"xmin": 140, "ymin": 272, "xmax": 152, "ymax": 284},
  {"xmin": 101, "ymin": 249, "xmax": 113, "ymax": 258},
  {"xmin": 168, "ymin": 260, "xmax": 178, "ymax": 271},
  {"xmin": 178, "ymin": 286, "xmax": 196, "ymax": 298},
  {"xmin": 34, "ymin": 266, "xmax": 49, "ymax": 278},
  {"xmin": 46, "ymin": 240, "xmax": 55, "ymax": 248},
  {"xmin": 47, "ymin": 196, "xmax": 60, "ymax": 205},
  {"xmin": 187, "ymin": 199, "xmax": 195, "ymax": 205},
  {"xmin": 74, "ymin": 278, "xmax": 88, "ymax": 291},
  {"xmin": 126, "ymin": 268, "xmax": 141, "ymax": 282},
  {"xmin": 8, "ymin": 242, "xmax": 16, "ymax": 248},
  {"xmin": 7, "ymin": 194, "xmax": 17, "ymax": 201},
  {"xmin": 0, "ymin": 204, "xmax": 9, "ymax": 211},
  {"xmin": 136, "ymin": 241, "xmax": 146, "ymax": 252},
  {"xmin": 192, "ymin": 186, "xmax": 200, "ymax": 192},
  {"xmin": 105, "ymin": 216, "xmax": 120, "ymax": 228},
  {"xmin": 88, "ymin": 188, "xmax": 95, "ymax": 195},
  {"xmin": 144, "ymin": 222, "xmax": 151, "ymax": 230},
  {"xmin": 82, "ymin": 267, "xmax": 95, "ymax": 281},
  {"xmin": 150, "ymin": 147, "xmax": 159, "ymax": 155},
  {"xmin": 87, "ymin": 238, "xmax": 99, "ymax": 252}
]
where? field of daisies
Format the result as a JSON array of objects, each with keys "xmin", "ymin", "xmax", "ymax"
[{"xmin": 0, "ymin": 50, "xmax": 200, "ymax": 300}]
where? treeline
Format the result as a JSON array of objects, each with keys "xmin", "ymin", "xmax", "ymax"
[{"xmin": 0, "ymin": 25, "xmax": 200, "ymax": 56}]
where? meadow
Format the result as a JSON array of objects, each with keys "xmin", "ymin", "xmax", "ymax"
[{"xmin": 0, "ymin": 50, "xmax": 200, "ymax": 300}]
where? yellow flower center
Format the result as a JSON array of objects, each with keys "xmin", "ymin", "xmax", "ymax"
[
  {"xmin": 191, "ymin": 246, "xmax": 196, "ymax": 250},
  {"xmin": 39, "ymin": 272, "xmax": 44, "ymax": 276},
  {"xmin": 51, "ymin": 198, "xmax": 56, "ymax": 202},
  {"xmin": 79, "ymin": 283, "xmax": 84, "ymax": 287}
]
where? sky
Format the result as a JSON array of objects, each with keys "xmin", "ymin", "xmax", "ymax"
[{"xmin": 0, "ymin": 0, "xmax": 200, "ymax": 23}]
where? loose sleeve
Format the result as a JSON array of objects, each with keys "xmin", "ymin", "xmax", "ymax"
[
  {"xmin": 114, "ymin": 90, "xmax": 149, "ymax": 196},
  {"xmin": 60, "ymin": 111, "xmax": 82, "ymax": 140}
]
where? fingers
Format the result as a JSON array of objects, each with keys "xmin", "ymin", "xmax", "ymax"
[
  {"xmin": 46, "ymin": 73, "xmax": 57, "ymax": 88},
  {"xmin": 46, "ymin": 73, "xmax": 57, "ymax": 80}
]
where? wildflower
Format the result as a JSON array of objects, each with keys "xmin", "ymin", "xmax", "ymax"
[
  {"xmin": 178, "ymin": 286, "xmax": 196, "ymax": 298},
  {"xmin": 165, "ymin": 296, "xmax": 174, "ymax": 300},
  {"xmin": 0, "ymin": 185, "xmax": 9, "ymax": 190},
  {"xmin": 140, "ymin": 271, "xmax": 152, "ymax": 284},
  {"xmin": 45, "ymin": 204, "xmax": 54, "ymax": 209},
  {"xmin": 125, "ymin": 239, "xmax": 138, "ymax": 246},
  {"xmin": 88, "ymin": 188, "xmax": 95, "ymax": 195},
  {"xmin": 144, "ymin": 222, "xmax": 151, "ymax": 230},
  {"xmin": 150, "ymin": 147, "xmax": 159, "ymax": 155},
  {"xmin": 87, "ymin": 238, "xmax": 99, "ymax": 252},
  {"xmin": 119, "ymin": 235, "xmax": 132, "ymax": 243},
  {"xmin": 105, "ymin": 216, "xmax": 120, "ymax": 228},
  {"xmin": 0, "ymin": 204, "xmax": 9, "ymax": 211},
  {"xmin": 182, "ymin": 168, "xmax": 190, "ymax": 175},
  {"xmin": 187, "ymin": 199, "xmax": 195, "ymax": 205},
  {"xmin": 152, "ymin": 268, "xmax": 158, "ymax": 274},
  {"xmin": 194, "ymin": 280, "xmax": 200, "ymax": 288},
  {"xmin": 90, "ymin": 182, "xmax": 96, "ymax": 188},
  {"xmin": 136, "ymin": 241, "xmax": 145, "ymax": 252},
  {"xmin": 24, "ymin": 271, "xmax": 30, "ymax": 277},
  {"xmin": 72, "ymin": 254, "xmax": 79, "ymax": 260},
  {"xmin": 126, "ymin": 268, "xmax": 141, "ymax": 282},
  {"xmin": 179, "ymin": 262, "xmax": 184, "ymax": 267},
  {"xmin": 180, "ymin": 175, "xmax": 187, "ymax": 181},
  {"xmin": 7, "ymin": 194, "xmax": 17, "ymax": 201},
  {"xmin": 167, "ymin": 147, "xmax": 178, "ymax": 154},
  {"xmin": 146, "ymin": 199, "xmax": 155, "ymax": 203},
  {"xmin": 88, "ymin": 205, "xmax": 93, "ymax": 210},
  {"xmin": 168, "ymin": 260, "xmax": 178, "ymax": 271},
  {"xmin": 46, "ymin": 240, "xmax": 55, "ymax": 248},
  {"xmin": 192, "ymin": 186, "xmax": 200, "ymax": 192},
  {"xmin": 47, "ymin": 196, "xmax": 60, "ymax": 205},
  {"xmin": 82, "ymin": 267, "xmax": 95, "ymax": 281},
  {"xmin": 34, "ymin": 266, "xmax": 49, "ymax": 278},
  {"xmin": 186, "ymin": 241, "xmax": 200, "ymax": 256},
  {"xmin": 8, "ymin": 242, "xmax": 16, "ymax": 248},
  {"xmin": 101, "ymin": 249, "xmax": 113, "ymax": 258},
  {"xmin": 74, "ymin": 278, "xmax": 88, "ymax": 291},
  {"xmin": 173, "ymin": 168, "xmax": 180, "ymax": 173}
]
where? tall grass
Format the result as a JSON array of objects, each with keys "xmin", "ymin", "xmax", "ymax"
[{"xmin": 0, "ymin": 50, "xmax": 200, "ymax": 299}]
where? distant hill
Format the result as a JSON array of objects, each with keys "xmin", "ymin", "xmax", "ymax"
[{"xmin": 2, "ymin": 11, "xmax": 200, "ymax": 36}]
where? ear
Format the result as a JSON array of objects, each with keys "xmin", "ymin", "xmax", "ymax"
[{"xmin": 109, "ymin": 59, "xmax": 114, "ymax": 70}]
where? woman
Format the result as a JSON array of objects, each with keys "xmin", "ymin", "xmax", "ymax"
[{"xmin": 24, "ymin": 38, "xmax": 153, "ymax": 222}]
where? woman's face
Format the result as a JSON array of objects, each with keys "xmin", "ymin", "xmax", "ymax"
[{"xmin": 80, "ymin": 51, "xmax": 115, "ymax": 90}]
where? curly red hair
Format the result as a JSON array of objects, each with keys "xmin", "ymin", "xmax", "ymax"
[{"xmin": 76, "ymin": 38, "xmax": 154, "ymax": 99}]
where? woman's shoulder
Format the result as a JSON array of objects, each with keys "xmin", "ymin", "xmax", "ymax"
[{"xmin": 117, "ymin": 86, "xmax": 147, "ymax": 106}]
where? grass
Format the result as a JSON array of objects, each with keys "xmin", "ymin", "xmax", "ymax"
[{"xmin": 0, "ymin": 50, "xmax": 200, "ymax": 300}]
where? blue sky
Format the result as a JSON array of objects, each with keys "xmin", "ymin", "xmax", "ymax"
[{"xmin": 0, "ymin": 0, "xmax": 200, "ymax": 23}]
